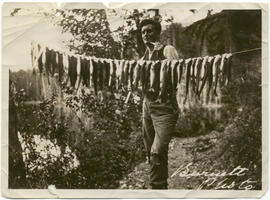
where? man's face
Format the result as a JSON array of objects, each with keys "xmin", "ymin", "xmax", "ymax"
[{"xmin": 141, "ymin": 24, "xmax": 159, "ymax": 45}]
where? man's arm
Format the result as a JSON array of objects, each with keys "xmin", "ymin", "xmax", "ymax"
[{"xmin": 163, "ymin": 45, "xmax": 179, "ymax": 60}]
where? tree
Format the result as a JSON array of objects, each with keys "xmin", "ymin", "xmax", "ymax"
[
  {"xmin": 108, "ymin": 9, "xmax": 147, "ymax": 59},
  {"xmin": 55, "ymin": 8, "xmax": 174, "ymax": 59},
  {"xmin": 108, "ymin": 9, "xmax": 173, "ymax": 59},
  {"xmin": 160, "ymin": 23, "xmax": 185, "ymax": 57},
  {"xmin": 55, "ymin": 9, "xmax": 121, "ymax": 58}
]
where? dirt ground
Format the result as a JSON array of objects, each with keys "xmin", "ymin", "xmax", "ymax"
[{"xmin": 118, "ymin": 127, "xmax": 238, "ymax": 189}]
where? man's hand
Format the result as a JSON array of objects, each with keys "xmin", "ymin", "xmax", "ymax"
[{"xmin": 163, "ymin": 45, "xmax": 179, "ymax": 60}]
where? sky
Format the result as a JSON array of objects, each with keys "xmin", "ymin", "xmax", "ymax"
[{"xmin": 2, "ymin": 2, "xmax": 222, "ymax": 71}]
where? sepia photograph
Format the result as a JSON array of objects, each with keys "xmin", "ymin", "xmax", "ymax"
[{"xmin": 1, "ymin": 2, "xmax": 268, "ymax": 198}]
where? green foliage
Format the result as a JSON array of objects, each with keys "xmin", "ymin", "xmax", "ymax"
[
  {"xmin": 109, "ymin": 9, "xmax": 148, "ymax": 58},
  {"xmin": 12, "ymin": 85, "xmax": 145, "ymax": 188},
  {"xmin": 190, "ymin": 66, "xmax": 262, "ymax": 190},
  {"xmin": 13, "ymin": 91, "xmax": 76, "ymax": 188},
  {"xmin": 62, "ymin": 89, "xmax": 144, "ymax": 188},
  {"xmin": 221, "ymin": 70, "xmax": 261, "ymax": 189},
  {"xmin": 10, "ymin": 70, "xmax": 42, "ymax": 101},
  {"xmin": 55, "ymin": 9, "xmax": 121, "ymax": 58},
  {"xmin": 175, "ymin": 106, "xmax": 220, "ymax": 138},
  {"xmin": 108, "ymin": 9, "xmax": 173, "ymax": 58},
  {"xmin": 160, "ymin": 23, "xmax": 187, "ymax": 57},
  {"xmin": 56, "ymin": 9, "xmax": 174, "ymax": 59}
]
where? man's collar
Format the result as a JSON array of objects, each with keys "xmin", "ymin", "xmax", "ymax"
[
  {"xmin": 146, "ymin": 42, "xmax": 164, "ymax": 52},
  {"xmin": 153, "ymin": 42, "xmax": 164, "ymax": 51}
]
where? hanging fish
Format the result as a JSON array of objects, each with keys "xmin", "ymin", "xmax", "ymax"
[
  {"xmin": 41, "ymin": 47, "xmax": 46, "ymax": 71},
  {"xmin": 68, "ymin": 55, "xmax": 77, "ymax": 88},
  {"xmin": 176, "ymin": 59, "xmax": 185, "ymax": 107},
  {"xmin": 218, "ymin": 54, "xmax": 227, "ymax": 87},
  {"xmin": 74, "ymin": 56, "xmax": 82, "ymax": 91},
  {"xmin": 170, "ymin": 60, "xmax": 179, "ymax": 93},
  {"xmin": 85, "ymin": 57, "xmax": 91, "ymax": 87},
  {"xmin": 89, "ymin": 58, "xmax": 94, "ymax": 88},
  {"xmin": 112, "ymin": 60, "xmax": 117, "ymax": 90},
  {"xmin": 91, "ymin": 58, "xmax": 98, "ymax": 94},
  {"xmin": 123, "ymin": 60, "xmax": 130, "ymax": 87},
  {"xmin": 166, "ymin": 60, "xmax": 172, "ymax": 92},
  {"xmin": 31, "ymin": 41, "xmax": 35, "ymax": 69},
  {"xmin": 63, "ymin": 53, "xmax": 69, "ymax": 75},
  {"xmin": 212, "ymin": 55, "xmax": 222, "ymax": 96},
  {"xmin": 38, "ymin": 51, "xmax": 43, "ymax": 74},
  {"xmin": 149, "ymin": 60, "xmax": 161, "ymax": 93},
  {"xmin": 101, "ymin": 59, "xmax": 106, "ymax": 89},
  {"xmin": 78, "ymin": 57, "xmax": 83, "ymax": 86},
  {"xmin": 157, "ymin": 60, "xmax": 169, "ymax": 103},
  {"xmin": 128, "ymin": 60, "xmax": 136, "ymax": 90},
  {"xmin": 57, "ymin": 52, "xmax": 64, "ymax": 82},
  {"xmin": 140, "ymin": 60, "xmax": 148, "ymax": 95},
  {"xmin": 177, "ymin": 59, "xmax": 184, "ymax": 85},
  {"xmin": 206, "ymin": 56, "xmax": 215, "ymax": 103},
  {"xmin": 224, "ymin": 53, "xmax": 232, "ymax": 86},
  {"xmin": 113, "ymin": 60, "xmax": 119, "ymax": 89},
  {"xmin": 143, "ymin": 61, "xmax": 152, "ymax": 93},
  {"xmin": 195, "ymin": 57, "xmax": 203, "ymax": 95},
  {"xmin": 119, "ymin": 60, "xmax": 125, "ymax": 87},
  {"xmin": 45, "ymin": 47, "xmax": 52, "ymax": 77},
  {"xmin": 75, "ymin": 55, "xmax": 82, "ymax": 90},
  {"xmin": 133, "ymin": 62, "xmax": 142, "ymax": 90},
  {"xmin": 190, "ymin": 58, "xmax": 196, "ymax": 78},
  {"xmin": 197, "ymin": 56, "xmax": 208, "ymax": 98},
  {"xmin": 79, "ymin": 57, "xmax": 85, "ymax": 86},
  {"xmin": 98, "ymin": 59, "xmax": 105, "ymax": 91},
  {"xmin": 190, "ymin": 57, "xmax": 198, "ymax": 94},
  {"xmin": 183, "ymin": 58, "xmax": 192, "ymax": 104},
  {"xmin": 103, "ymin": 59, "xmax": 110, "ymax": 88},
  {"xmin": 209, "ymin": 55, "xmax": 217, "ymax": 104},
  {"xmin": 51, "ymin": 50, "xmax": 58, "ymax": 76},
  {"xmin": 149, "ymin": 61, "xmax": 156, "ymax": 92},
  {"xmin": 108, "ymin": 59, "xmax": 116, "ymax": 89},
  {"xmin": 61, "ymin": 53, "xmax": 69, "ymax": 85}
]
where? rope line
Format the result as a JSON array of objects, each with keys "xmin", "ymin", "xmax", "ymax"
[
  {"xmin": 33, "ymin": 41, "xmax": 261, "ymax": 61},
  {"xmin": 231, "ymin": 47, "xmax": 261, "ymax": 55}
]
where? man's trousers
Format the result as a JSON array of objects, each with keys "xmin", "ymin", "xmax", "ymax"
[{"xmin": 142, "ymin": 97, "xmax": 178, "ymax": 189}]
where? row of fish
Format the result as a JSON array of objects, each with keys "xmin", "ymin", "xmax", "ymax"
[
  {"xmin": 31, "ymin": 42, "xmax": 233, "ymax": 106},
  {"xmin": 176, "ymin": 54, "xmax": 232, "ymax": 108}
]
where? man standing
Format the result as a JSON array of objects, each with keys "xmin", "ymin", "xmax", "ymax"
[{"xmin": 139, "ymin": 19, "xmax": 179, "ymax": 189}]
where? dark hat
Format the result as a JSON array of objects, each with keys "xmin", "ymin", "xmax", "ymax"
[{"xmin": 139, "ymin": 19, "xmax": 161, "ymax": 34}]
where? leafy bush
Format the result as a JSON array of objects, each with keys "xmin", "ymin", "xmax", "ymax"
[
  {"xmin": 175, "ymin": 106, "xmax": 221, "ymax": 138},
  {"xmin": 12, "ymin": 85, "xmax": 145, "ymax": 189},
  {"xmin": 62, "ymin": 89, "xmax": 145, "ymax": 188},
  {"xmin": 189, "ymin": 68, "xmax": 262, "ymax": 190},
  {"xmin": 221, "ymin": 72, "xmax": 262, "ymax": 189}
]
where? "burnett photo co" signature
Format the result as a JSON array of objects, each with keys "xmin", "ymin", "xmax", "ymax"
[{"xmin": 170, "ymin": 162, "xmax": 257, "ymax": 190}]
